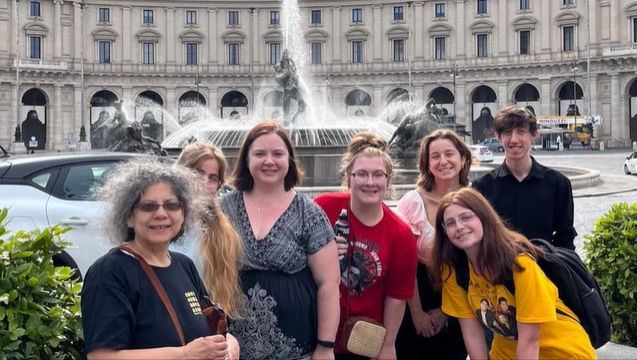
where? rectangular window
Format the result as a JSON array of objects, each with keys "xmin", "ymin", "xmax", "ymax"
[
  {"xmin": 477, "ymin": 0, "xmax": 488, "ymax": 14},
  {"xmin": 633, "ymin": 17, "xmax": 637, "ymax": 42},
  {"xmin": 142, "ymin": 42, "xmax": 154, "ymax": 64},
  {"xmin": 563, "ymin": 26, "xmax": 574, "ymax": 51},
  {"xmin": 435, "ymin": 4, "xmax": 446, "ymax": 18},
  {"xmin": 311, "ymin": 10, "xmax": 321, "ymax": 24},
  {"xmin": 186, "ymin": 11, "xmax": 197, "ymax": 24},
  {"xmin": 99, "ymin": 8, "xmax": 110, "ymax": 23},
  {"xmin": 393, "ymin": 39, "xmax": 405, "ymax": 62},
  {"xmin": 228, "ymin": 11, "xmax": 239, "ymax": 25},
  {"xmin": 98, "ymin": 41, "xmax": 111, "ymax": 63},
  {"xmin": 186, "ymin": 43, "xmax": 198, "ymax": 65},
  {"xmin": 269, "ymin": 42, "xmax": 281, "ymax": 65},
  {"xmin": 29, "ymin": 1, "xmax": 40, "ymax": 17},
  {"xmin": 520, "ymin": 0, "xmax": 530, "ymax": 10},
  {"xmin": 270, "ymin": 11, "xmax": 280, "ymax": 25},
  {"xmin": 29, "ymin": 36, "xmax": 41, "ymax": 59},
  {"xmin": 352, "ymin": 8, "xmax": 362, "ymax": 23},
  {"xmin": 143, "ymin": 10, "xmax": 154, "ymax": 24},
  {"xmin": 520, "ymin": 30, "xmax": 531, "ymax": 54},
  {"xmin": 311, "ymin": 42, "xmax": 322, "ymax": 64},
  {"xmin": 435, "ymin": 37, "xmax": 446, "ymax": 59},
  {"xmin": 394, "ymin": 6, "xmax": 403, "ymax": 21},
  {"xmin": 352, "ymin": 41, "xmax": 363, "ymax": 63},
  {"xmin": 563, "ymin": 0, "xmax": 573, "ymax": 4},
  {"xmin": 229, "ymin": 43, "xmax": 239, "ymax": 64},
  {"xmin": 477, "ymin": 34, "xmax": 488, "ymax": 57}
]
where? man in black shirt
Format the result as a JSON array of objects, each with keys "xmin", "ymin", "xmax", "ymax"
[{"xmin": 472, "ymin": 105, "xmax": 577, "ymax": 250}]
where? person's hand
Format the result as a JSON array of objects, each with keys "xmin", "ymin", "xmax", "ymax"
[
  {"xmin": 312, "ymin": 345, "xmax": 335, "ymax": 360},
  {"xmin": 411, "ymin": 310, "xmax": 437, "ymax": 337},
  {"xmin": 182, "ymin": 335, "xmax": 228, "ymax": 359},
  {"xmin": 372, "ymin": 344, "xmax": 396, "ymax": 360},
  {"xmin": 427, "ymin": 307, "xmax": 448, "ymax": 335},
  {"xmin": 334, "ymin": 236, "xmax": 347, "ymax": 260},
  {"xmin": 226, "ymin": 333, "xmax": 240, "ymax": 359}
]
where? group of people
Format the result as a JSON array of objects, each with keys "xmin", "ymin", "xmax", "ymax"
[{"xmin": 80, "ymin": 105, "xmax": 595, "ymax": 360}]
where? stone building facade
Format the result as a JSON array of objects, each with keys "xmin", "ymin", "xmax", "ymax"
[{"xmin": 1, "ymin": 0, "xmax": 637, "ymax": 150}]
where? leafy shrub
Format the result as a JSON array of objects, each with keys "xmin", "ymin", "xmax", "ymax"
[
  {"xmin": 0, "ymin": 208, "xmax": 84, "ymax": 359},
  {"xmin": 584, "ymin": 202, "xmax": 637, "ymax": 346}
]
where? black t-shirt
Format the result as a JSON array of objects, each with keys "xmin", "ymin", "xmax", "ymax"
[{"xmin": 81, "ymin": 249, "xmax": 211, "ymax": 353}]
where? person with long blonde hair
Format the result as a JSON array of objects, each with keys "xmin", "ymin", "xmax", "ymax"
[
  {"xmin": 170, "ymin": 142, "xmax": 244, "ymax": 319},
  {"xmin": 429, "ymin": 187, "xmax": 595, "ymax": 360},
  {"xmin": 314, "ymin": 132, "xmax": 417, "ymax": 360},
  {"xmin": 395, "ymin": 130, "xmax": 471, "ymax": 360}
]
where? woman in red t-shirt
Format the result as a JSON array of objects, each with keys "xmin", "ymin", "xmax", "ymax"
[{"xmin": 314, "ymin": 132, "xmax": 418, "ymax": 360}]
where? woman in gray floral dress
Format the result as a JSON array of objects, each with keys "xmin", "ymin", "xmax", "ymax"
[{"xmin": 220, "ymin": 122, "xmax": 340, "ymax": 360}]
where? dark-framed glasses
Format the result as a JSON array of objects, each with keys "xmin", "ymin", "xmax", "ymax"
[
  {"xmin": 442, "ymin": 212, "xmax": 476, "ymax": 230},
  {"xmin": 135, "ymin": 201, "xmax": 183, "ymax": 213},
  {"xmin": 350, "ymin": 171, "xmax": 388, "ymax": 182}
]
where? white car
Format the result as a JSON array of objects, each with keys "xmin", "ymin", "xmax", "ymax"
[
  {"xmin": 624, "ymin": 151, "xmax": 637, "ymax": 175},
  {"xmin": 470, "ymin": 145, "xmax": 494, "ymax": 163},
  {"xmin": 0, "ymin": 151, "xmax": 172, "ymax": 280}
]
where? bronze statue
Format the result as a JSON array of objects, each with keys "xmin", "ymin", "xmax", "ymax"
[
  {"xmin": 275, "ymin": 49, "xmax": 307, "ymax": 127},
  {"xmin": 22, "ymin": 110, "xmax": 46, "ymax": 150},
  {"xmin": 388, "ymin": 99, "xmax": 442, "ymax": 155},
  {"xmin": 109, "ymin": 121, "xmax": 167, "ymax": 156},
  {"xmin": 140, "ymin": 110, "xmax": 163, "ymax": 142},
  {"xmin": 91, "ymin": 110, "xmax": 110, "ymax": 149}
]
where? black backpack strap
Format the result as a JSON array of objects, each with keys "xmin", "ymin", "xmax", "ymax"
[{"xmin": 454, "ymin": 251, "xmax": 471, "ymax": 291}]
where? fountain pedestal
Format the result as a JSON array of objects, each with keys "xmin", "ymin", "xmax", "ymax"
[{"xmin": 10, "ymin": 141, "xmax": 26, "ymax": 154}]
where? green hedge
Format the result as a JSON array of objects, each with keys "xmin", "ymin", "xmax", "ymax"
[
  {"xmin": 0, "ymin": 208, "xmax": 84, "ymax": 359},
  {"xmin": 584, "ymin": 202, "xmax": 637, "ymax": 346}
]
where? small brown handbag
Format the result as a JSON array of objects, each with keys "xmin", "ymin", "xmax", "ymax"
[
  {"xmin": 338, "ymin": 206, "xmax": 387, "ymax": 358},
  {"xmin": 119, "ymin": 246, "xmax": 227, "ymax": 343}
]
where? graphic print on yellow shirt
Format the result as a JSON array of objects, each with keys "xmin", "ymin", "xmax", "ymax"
[{"xmin": 442, "ymin": 254, "xmax": 597, "ymax": 360}]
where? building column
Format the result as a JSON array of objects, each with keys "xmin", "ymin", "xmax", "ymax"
[
  {"xmin": 332, "ymin": 86, "xmax": 343, "ymax": 117},
  {"xmin": 456, "ymin": 81, "xmax": 467, "ymax": 129},
  {"xmin": 122, "ymin": 6, "xmax": 132, "ymax": 64},
  {"xmin": 122, "ymin": 86, "xmax": 133, "ymax": 118},
  {"xmin": 332, "ymin": 7, "xmax": 342, "ymax": 66},
  {"xmin": 610, "ymin": 73, "xmax": 620, "ymax": 140},
  {"xmin": 498, "ymin": 81, "xmax": 508, "ymax": 110},
  {"xmin": 414, "ymin": 3, "xmax": 424, "ymax": 59},
  {"xmin": 208, "ymin": 87, "xmax": 218, "ymax": 117},
  {"xmin": 51, "ymin": 85, "xmax": 63, "ymax": 150},
  {"xmin": 540, "ymin": 1, "xmax": 550, "ymax": 58},
  {"xmin": 207, "ymin": 8, "xmax": 219, "ymax": 70},
  {"xmin": 455, "ymin": 1, "xmax": 466, "ymax": 59},
  {"xmin": 497, "ymin": 0, "xmax": 507, "ymax": 62},
  {"xmin": 1, "ymin": 4, "xmax": 11, "ymax": 57},
  {"xmin": 372, "ymin": 5, "xmax": 382, "ymax": 61},
  {"xmin": 74, "ymin": 85, "xmax": 82, "ymax": 139},
  {"xmin": 540, "ymin": 77, "xmax": 551, "ymax": 117},
  {"xmin": 166, "ymin": 7, "xmax": 175, "ymax": 68},
  {"xmin": 73, "ymin": 3, "xmax": 82, "ymax": 61},
  {"xmin": 414, "ymin": 84, "xmax": 424, "ymax": 103},
  {"xmin": 251, "ymin": 8, "xmax": 259, "ymax": 75},
  {"xmin": 610, "ymin": 0, "xmax": 619, "ymax": 42},
  {"xmin": 54, "ymin": 0, "xmax": 63, "ymax": 59},
  {"xmin": 373, "ymin": 85, "xmax": 383, "ymax": 117}
]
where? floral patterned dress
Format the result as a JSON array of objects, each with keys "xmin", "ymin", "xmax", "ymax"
[{"xmin": 220, "ymin": 191, "xmax": 334, "ymax": 360}]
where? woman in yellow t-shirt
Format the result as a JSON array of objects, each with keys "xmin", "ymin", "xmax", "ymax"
[{"xmin": 428, "ymin": 187, "xmax": 596, "ymax": 360}]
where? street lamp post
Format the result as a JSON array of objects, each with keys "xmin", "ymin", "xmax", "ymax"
[
  {"xmin": 79, "ymin": 2, "xmax": 87, "ymax": 143},
  {"xmin": 13, "ymin": 0, "xmax": 22, "ymax": 145},
  {"xmin": 450, "ymin": 63, "xmax": 458, "ymax": 121},
  {"xmin": 571, "ymin": 58, "xmax": 578, "ymax": 128}
]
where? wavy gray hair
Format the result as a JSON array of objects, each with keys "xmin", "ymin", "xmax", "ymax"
[{"xmin": 94, "ymin": 158, "xmax": 207, "ymax": 246}]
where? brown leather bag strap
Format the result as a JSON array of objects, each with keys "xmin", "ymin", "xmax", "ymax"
[{"xmin": 118, "ymin": 245, "xmax": 186, "ymax": 346}]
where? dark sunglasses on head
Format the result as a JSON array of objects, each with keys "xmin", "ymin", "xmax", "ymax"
[{"xmin": 134, "ymin": 201, "xmax": 183, "ymax": 213}]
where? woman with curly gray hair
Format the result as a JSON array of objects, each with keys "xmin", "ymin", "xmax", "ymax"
[{"xmin": 80, "ymin": 158, "xmax": 239, "ymax": 359}]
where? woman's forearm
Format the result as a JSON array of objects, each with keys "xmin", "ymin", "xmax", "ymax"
[
  {"xmin": 381, "ymin": 296, "xmax": 407, "ymax": 349},
  {"xmin": 406, "ymin": 279, "xmax": 422, "ymax": 315},
  {"xmin": 88, "ymin": 347, "xmax": 184, "ymax": 360},
  {"xmin": 316, "ymin": 281, "xmax": 341, "ymax": 344}
]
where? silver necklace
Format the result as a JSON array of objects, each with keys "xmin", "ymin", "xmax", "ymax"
[{"xmin": 247, "ymin": 191, "xmax": 288, "ymax": 213}]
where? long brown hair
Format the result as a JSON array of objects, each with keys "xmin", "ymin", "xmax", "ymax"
[
  {"xmin": 231, "ymin": 121, "xmax": 304, "ymax": 191},
  {"xmin": 416, "ymin": 130, "xmax": 472, "ymax": 191},
  {"xmin": 177, "ymin": 142, "xmax": 228, "ymax": 187},
  {"xmin": 339, "ymin": 132, "xmax": 397, "ymax": 198},
  {"xmin": 199, "ymin": 199, "xmax": 245, "ymax": 319},
  {"xmin": 428, "ymin": 187, "xmax": 543, "ymax": 290}
]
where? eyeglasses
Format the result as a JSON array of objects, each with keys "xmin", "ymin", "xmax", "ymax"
[
  {"xmin": 134, "ymin": 201, "xmax": 183, "ymax": 213},
  {"xmin": 197, "ymin": 170, "xmax": 220, "ymax": 184},
  {"xmin": 350, "ymin": 171, "xmax": 388, "ymax": 183},
  {"xmin": 442, "ymin": 212, "xmax": 476, "ymax": 230}
]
